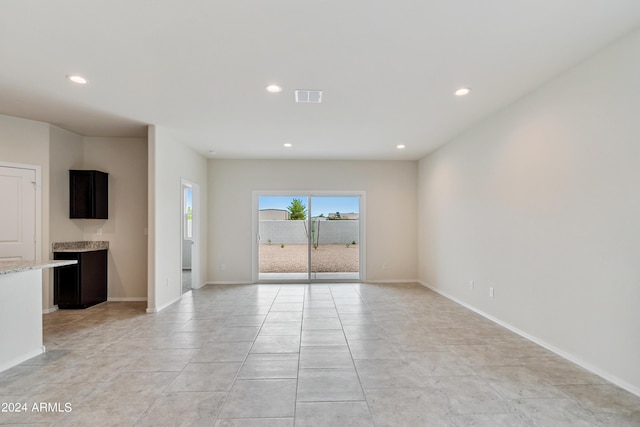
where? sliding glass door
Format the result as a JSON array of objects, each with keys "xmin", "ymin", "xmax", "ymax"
[
  {"xmin": 308, "ymin": 196, "xmax": 360, "ymax": 281},
  {"xmin": 256, "ymin": 193, "xmax": 362, "ymax": 282},
  {"xmin": 258, "ymin": 195, "xmax": 309, "ymax": 281}
]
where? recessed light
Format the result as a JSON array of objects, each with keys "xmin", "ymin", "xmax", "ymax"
[
  {"xmin": 455, "ymin": 87, "xmax": 471, "ymax": 96},
  {"xmin": 208, "ymin": 150, "xmax": 217, "ymax": 156},
  {"xmin": 397, "ymin": 144, "xmax": 406, "ymax": 149},
  {"xmin": 67, "ymin": 75, "xmax": 88, "ymax": 85},
  {"xmin": 283, "ymin": 143, "xmax": 292, "ymax": 148},
  {"xmin": 266, "ymin": 84, "xmax": 282, "ymax": 93}
]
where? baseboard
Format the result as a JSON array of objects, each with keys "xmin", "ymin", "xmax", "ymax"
[
  {"xmin": 418, "ymin": 280, "xmax": 640, "ymax": 398},
  {"xmin": 191, "ymin": 281, "xmax": 207, "ymax": 290},
  {"xmin": 208, "ymin": 280, "xmax": 418, "ymax": 286},
  {"xmin": 207, "ymin": 281, "xmax": 253, "ymax": 286},
  {"xmin": 364, "ymin": 279, "xmax": 420, "ymax": 284},
  {"xmin": 108, "ymin": 297, "xmax": 148, "ymax": 302},
  {"xmin": 42, "ymin": 305, "xmax": 58, "ymax": 314},
  {"xmin": 146, "ymin": 295, "xmax": 181, "ymax": 313},
  {"xmin": 0, "ymin": 347, "xmax": 44, "ymax": 374}
]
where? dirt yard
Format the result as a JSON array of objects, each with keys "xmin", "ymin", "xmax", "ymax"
[{"xmin": 259, "ymin": 244, "xmax": 359, "ymax": 273}]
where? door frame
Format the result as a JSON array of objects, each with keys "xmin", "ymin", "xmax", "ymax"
[
  {"xmin": 252, "ymin": 190, "xmax": 366, "ymax": 283},
  {"xmin": 180, "ymin": 178, "xmax": 200, "ymax": 292},
  {"xmin": 0, "ymin": 161, "xmax": 42, "ymax": 263}
]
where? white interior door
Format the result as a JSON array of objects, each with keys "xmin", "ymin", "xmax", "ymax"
[{"xmin": 0, "ymin": 166, "xmax": 36, "ymax": 261}]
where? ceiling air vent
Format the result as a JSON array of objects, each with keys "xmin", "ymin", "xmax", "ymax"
[{"xmin": 295, "ymin": 90, "xmax": 323, "ymax": 103}]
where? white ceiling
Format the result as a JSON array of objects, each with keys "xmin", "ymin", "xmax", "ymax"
[{"xmin": 1, "ymin": 1, "xmax": 639, "ymax": 160}]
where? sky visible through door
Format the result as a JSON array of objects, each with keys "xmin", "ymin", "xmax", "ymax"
[{"xmin": 258, "ymin": 196, "xmax": 359, "ymax": 217}]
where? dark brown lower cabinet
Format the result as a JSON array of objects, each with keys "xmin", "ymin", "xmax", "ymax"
[{"xmin": 54, "ymin": 250, "xmax": 107, "ymax": 309}]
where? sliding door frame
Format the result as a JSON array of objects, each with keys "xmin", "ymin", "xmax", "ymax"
[{"xmin": 252, "ymin": 190, "xmax": 366, "ymax": 283}]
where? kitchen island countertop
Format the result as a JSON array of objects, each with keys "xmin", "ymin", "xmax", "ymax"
[{"xmin": 0, "ymin": 259, "xmax": 77, "ymax": 275}]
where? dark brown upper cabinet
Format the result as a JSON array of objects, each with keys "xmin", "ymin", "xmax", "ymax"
[{"xmin": 70, "ymin": 170, "xmax": 108, "ymax": 219}]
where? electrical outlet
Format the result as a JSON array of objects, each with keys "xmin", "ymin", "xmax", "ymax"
[
  {"xmin": 383, "ymin": 263, "xmax": 388, "ymax": 270},
  {"xmin": 469, "ymin": 280, "xmax": 474, "ymax": 290},
  {"xmin": 220, "ymin": 264, "xmax": 226, "ymax": 271},
  {"xmin": 489, "ymin": 287, "xmax": 494, "ymax": 298}
]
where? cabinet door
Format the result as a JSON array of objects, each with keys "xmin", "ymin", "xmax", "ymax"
[
  {"xmin": 93, "ymin": 172, "xmax": 108, "ymax": 219},
  {"xmin": 70, "ymin": 171, "xmax": 93, "ymax": 218},
  {"xmin": 54, "ymin": 253, "xmax": 81, "ymax": 307},
  {"xmin": 69, "ymin": 170, "xmax": 108, "ymax": 219},
  {"xmin": 79, "ymin": 250, "xmax": 108, "ymax": 307}
]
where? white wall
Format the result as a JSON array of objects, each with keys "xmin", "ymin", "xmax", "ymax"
[
  {"xmin": 48, "ymin": 126, "xmax": 84, "ymax": 308},
  {"xmin": 418, "ymin": 29, "xmax": 640, "ymax": 394},
  {"xmin": 49, "ymin": 126, "xmax": 84, "ymax": 243},
  {"xmin": 0, "ymin": 115, "xmax": 51, "ymax": 309},
  {"xmin": 208, "ymin": 159, "xmax": 418, "ymax": 283},
  {"xmin": 148, "ymin": 126, "xmax": 208, "ymax": 312},
  {"xmin": 84, "ymin": 137, "xmax": 148, "ymax": 300}
]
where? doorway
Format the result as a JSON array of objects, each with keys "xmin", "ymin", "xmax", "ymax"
[
  {"xmin": 181, "ymin": 181, "xmax": 196, "ymax": 294},
  {"xmin": 255, "ymin": 192, "xmax": 364, "ymax": 282}
]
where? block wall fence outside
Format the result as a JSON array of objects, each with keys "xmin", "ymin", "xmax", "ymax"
[{"xmin": 259, "ymin": 220, "xmax": 359, "ymax": 245}]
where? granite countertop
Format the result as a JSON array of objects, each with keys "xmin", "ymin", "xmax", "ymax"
[
  {"xmin": 0, "ymin": 260, "xmax": 78, "ymax": 275},
  {"xmin": 52, "ymin": 241, "xmax": 109, "ymax": 252}
]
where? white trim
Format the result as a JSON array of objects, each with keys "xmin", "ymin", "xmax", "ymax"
[
  {"xmin": 0, "ymin": 348, "xmax": 44, "ymax": 374},
  {"xmin": 207, "ymin": 281, "xmax": 253, "ymax": 286},
  {"xmin": 145, "ymin": 295, "xmax": 181, "ymax": 313},
  {"xmin": 83, "ymin": 301, "xmax": 108, "ymax": 310},
  {"xmin": 251, "ymin": 193, "xmax": 258, "ymax": 283},
  {"xmin": 418, "ymin": 280, "xmax": 640, "ymax": 398},
  {"xmin": 191, "ymin": 281, "xmax": 207, "ymax": 290},
  {"xmin": 364, "ymin": 279, "xmax": 420, "ymax": 284},
  {"xmin": 357, "ymin": 193, "xmax": 366, "ymax": 282},
  {"xmin": 181, "ymin": 178, "xmax": 199, "ymax": 296},
  {"xmin": 0, "ymin": 162, "xmax": 42, "ymax": 263},
  {"xmin": 108, "ymin": 297, "xmax": 148, "ymax": 302},
  {"xmin": 0, "ymin": 161, "xmax": 41, "ymax": 169},
  {"xmin": 208, "ymin": 280, "xmax": 420, "ymax": 286},
  {"xmin": 212, "ymin": 280, "xmax": 416, "ymax": 286},
  {"xmin": 259, "ymin": 279, "xmax": 361, "ymax": 285},
  {"xmin": 146, "ymin": 126, "xmax": 157, "ymax": 317},
  {"xmin": 42, "ymin": 305, "xmax": 58, "ymax": 314}
]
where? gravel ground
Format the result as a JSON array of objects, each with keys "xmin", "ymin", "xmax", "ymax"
[{"xmin": 259, "ymin": 244, "xmax": 359, "ymax": 273}]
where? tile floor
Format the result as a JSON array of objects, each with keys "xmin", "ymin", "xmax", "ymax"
[
  {"xmin": 1, "ymin": 283, "xmax": 639, "ymax": 426},
  {"xmin": 182, "ymin": 270, "xmax": 192, "ymax": 294}
]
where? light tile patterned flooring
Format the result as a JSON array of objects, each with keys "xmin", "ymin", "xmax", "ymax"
[
  {"xmin": 1, "ymin": 283, "xmax": 639, "ymax": 426},
  {"xmin": 182, "ymin": 269, "xmax": 192, "ymax": 294}
]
